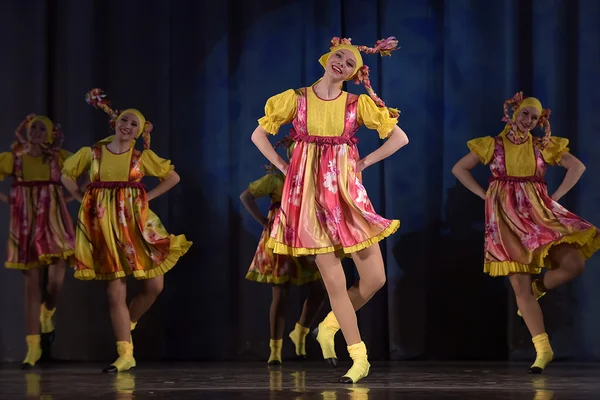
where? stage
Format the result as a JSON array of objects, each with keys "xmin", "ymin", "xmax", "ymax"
[{"xmin": 0, "ymin": 361, "xmax": 597, "ymax": 399}]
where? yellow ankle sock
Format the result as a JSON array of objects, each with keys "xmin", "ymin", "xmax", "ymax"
[
  {"xmin": 517, "ymin": 281, "xmax": 546, "ymax": 317},
  {"xmin": 288, "ymin": 323, "xmax": 310, "ymax": 356},
  {"xmin": 268, "ymin": 339, "xmax": 283, "ymax": 364},
  {"xmin": 40, "ymin": 303, "xmax": 56, "ymax": 334},
  {"xmin": 110, "ymin": 341, "xmax": 136, "ymax": 372},
  {"xmin": 316, "ymin": 312, "xmax": 340, "ymax": 360},
  {"xmin": 22, "ymin": 335, "xmax": 42, "ymax": 367},
  {"xmin": 129, "ymin": 321, "xmax": 137, "ymax": 348},
  {"xmin": 340, "ymin": 341, "xmax": 370, "ymax": 383},
  {"xmin": 530, "ymin": 333, "xmax": 554, "ymax": 373}
]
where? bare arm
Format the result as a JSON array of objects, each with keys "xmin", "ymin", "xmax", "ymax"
[
  {"xmin": 147, "ymin": 171, "xmax": 180, "ymax": 201},
  {"xmin": 251, "ymin": 127, "xmax": 288, "ymax": 175},
  {"xmin": 358, "ymin": 126, "xmax": 409, "ymax": 172},
  {"xmin": 551, "ymin": 153, "xmax": 586, "ymax": 201},
  {"xmin": 0, "ymin": 192, "xmax": 8, "ymax": 204},
  {"xmin": 240, "ymin": 189, "xmax": 268, "ymax": 227},
  {"xmin": 61, "ymin": 175, "xmax": 84, "ymax": 202},
  {"xmin": 451, "ymin": 152, "xmax": 486, "ymax": 200}
]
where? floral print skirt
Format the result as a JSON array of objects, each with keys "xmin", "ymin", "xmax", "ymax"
[
  {"xmin": 246, "ymin": 205, "xmax": 321, "ymax": 285},
  {"xmin": 267, "ymin": 140, "xmax": 399, "ymax": 256},
  {"xmin": 73, "ymin": 182, "xmax": 192, "ymax": 280},
  {"xmin": 5, "ymin": 182, "xmax": 75, "ymax": 269},
  {"xmin": 484, "ymin": 179, "xmax": 600, "ymax": 276}
]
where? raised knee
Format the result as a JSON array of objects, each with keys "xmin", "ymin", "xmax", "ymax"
[
  {"xmin": 145, "ymin": 280, "xmax": 164, "ymax": 298},
  {"xmin": 364, "ymin": 273, "xmax": 386, "ymax": 292}
]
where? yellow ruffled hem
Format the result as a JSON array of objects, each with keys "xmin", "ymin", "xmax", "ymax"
[
  {"xmin": 258, "ymin": 117, "xmax": 281, "ymax": 135},
  {"xmin": 74, "ymin": 235, "xmax": 192, "ymax": 281},
  {"xmin": 267, "ymin": 219, "xmax": 400, "ymax": 257},
  {"xmin": 39, "ymin": 250, "xmax": 75, "ymax": 266},
  {"xmin": 142, "ymin": 235, "xmax": 192, "ymax": 280},
  {"xmin": 245, "ymin": 270, "xmax": 322, "ymax": 286},
  {"xmin": 485, "ymin": 227, "xmax": 600, "ymax": 277},
  {"xmin": 5, "ymin": 261, "xmax": 43, "ymax": 270},
  {"xmin": 485, "ymin": 262, "xmax": 542, "ymax": 277}
]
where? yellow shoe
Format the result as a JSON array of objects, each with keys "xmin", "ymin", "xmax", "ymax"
[
  {"xmin": 21, "ymin": 335, "xmax": 42, "ymax": 369},
  {"xmin": 289, "ymin": 323, "xmax": 310, "ymax": 358},
  {"xmin": 315, "ymin": 312, "xmax": 339, "ymax": 367},
  {"xmin": 529, "ymin": 333, "xmax": 554, "ymax": 374},
  {"xmin": 268, "ymin": 339, "xmax": 283, "ymax": 365},
  {"xmin": 40, "ymin": 303, "xmax": 56, "ymax": 334},
  {"xmin": 339, "ymin": 341, "xmax": 370, "ymax": 384},
  {"xmin": 103, "ymin": 341, "xmax": 136, "ymax": 373},
  {"xmin": 518, "ymin": 280, "xmax": 546, "ymax": 317}
]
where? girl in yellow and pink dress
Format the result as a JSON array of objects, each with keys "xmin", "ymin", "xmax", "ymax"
[
  {"xmin": 61, "ymin": 89, "xmax": 192, "ymax": 373},
  {"xmin": 452, "ymin": 92, "xmax": 600, "ymax": 374},
  {"xmin": 241, "ymin": 137, "xmax": 325, "ymax": 365},
  {"xmin": 251, "ymin": 37, "xmax": 409, "ymax": 383},
  {"xmin": 0, "ymin": 114, "xmax": 75, "ymax": 369}
]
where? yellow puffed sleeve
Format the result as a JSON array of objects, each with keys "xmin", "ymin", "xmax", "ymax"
[
  {"xmin": 61, "ymin": 147, "xmax": 92, "ymax": 181},
  {"xmin": 467, "ymin": 136, "xmax": 495, "ymax": 165},
  {"xmin": 258, "ymin": 89, "xmax": 297, "ymax": 135},
  {"xmin": 541, "ymin": 137, "xmax": 570, "ymax": 165},
  {"xmin": 248, "ymin": 173, "xmax": 283, "ymax": 199},
  {"xmin": 0, "ymin": 152, "xmax": 14, "ymax": 181},
  {"xmin": 140, "ymin": 150, "xmax": 175, "ymax": 179},
  {"xmin": 58, "ymin": 149, "xmax": 73, "ymax": 168},
  {"xmin": 357, "ymin": 94, "xmax": 398, "ymax": 139}
]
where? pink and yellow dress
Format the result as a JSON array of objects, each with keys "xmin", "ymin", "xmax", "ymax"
[
  {"xmin": 61, "ymin": 144, "xmax": 192, "ymax": 280},
  {"xmin": 245, "ymin": 172, "xmax": 321, "ymax": 284},
  {"xmin": 468, "ymin": 130, "xmax": 600, "ymax": 276},
  {"xmin": 0, "ymin": 150, "xmax": 75, "ymax": 269},
  {"xmin": 261, "ymin": 86, "xmax": 400, "ymax": 256}
]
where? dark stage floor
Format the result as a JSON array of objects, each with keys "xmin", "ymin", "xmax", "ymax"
[{"xmin": 0, "ymin": 361, "xmax": 598, "ymax": 399}]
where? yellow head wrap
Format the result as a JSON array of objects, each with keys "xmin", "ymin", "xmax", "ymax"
[
  {"xmin": 96, "ymin": 108, "xmax": 147, "ymax": 146},
  {"xmin": 27, "ymin": 115, "xmax": 54, "ymax": 143},
  {"xmin": 515, "ymin": 97, "xmax": 543, "ymax": 116},
  {"xmin": 318, "ymin": 44, "xmax": 363, "ymax": 80}
]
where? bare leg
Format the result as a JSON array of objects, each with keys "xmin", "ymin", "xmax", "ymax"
[
  {"xmin": 510, "ymin": 274, "xmax": 545, "ymax": 337},
  {"xmin": 289, "ymin": 279, "xmax": 326, "ymax": 358},
  {"xmin": 22, "ymin": 269, "xmax": 42, "ymax": 335},
  {"xmin": 107, "ymin": 279, "xmax": 130, "ymax": 342},
  {"xmin": 268, "ymin": 284, "xmax": 289, "ymax": 365},
  {"xmin": 104, "ymin": 278, "xmax": 135, "ymax": 373},
  {"xmin": 316, "ymin": 252, "xmax": 370, "ymax": 383},
  {"xmin": 314, "ymin": 244, "xmax": 386, "ymax": 366},
  {"xmin": 540, "ymin": 243, "xmax": 585, "ymax": 291},
  {"xmin": 347, "ymin": 244, "xmax": 387, "ymax": 311},
  {"xmin": 270, "ymin": 284, "xmax": 290, "ymax": 339},
  {"xmin": 21, "ymin": 269, "xmax": 42, "ymax": 368},
  {"xmin": 297, "ymin": 280, "xmax": 326, "ymax": 328},
  {"xmin": 315, "ymin": 252, "xmax": 360, "ymax": 345},
  {"xmin": 128, "ymin": 275, "xmax": 164, "ymax": 324},
  {"xmin": 509, "ymin": 273, "xmax": 553, "ymax": 373},
  {"xmin": 44, "ymin": 259, "xmax": 66, "ymax": 310}
]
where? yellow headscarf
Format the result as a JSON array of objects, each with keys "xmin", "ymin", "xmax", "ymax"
[
  {"xmin": 27, "ymin": 115, "xmax": 54, "ymax": 143},
  {"xmin": 318, "ymin": 44, "xmax": 363, "ymax": 80},
  {"xmin": 96, "ymin": 108, "xmax": 147, "ymax": 146},
  {"xmin": 515, "ymin": 97, "xmax": 543, "ymax": 116}
]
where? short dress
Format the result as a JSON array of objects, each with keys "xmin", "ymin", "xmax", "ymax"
[
  {"xmin": 0, "ymin": 150, "xmax": 75, "ymax": 269},
  {"xmin": 259, "ymin": 85, "xmax": 401, "ymax": 256},
  {"xmin": 245, "ymin": 172, "xmax": 321, "ymax": 285},
  {"xmin": 468, "ymin": 130, "xmax": 600, "ymax": 276},
  {"xmin": 62, "ymin": 145, "xmax": 192, "ymax": 280}
]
